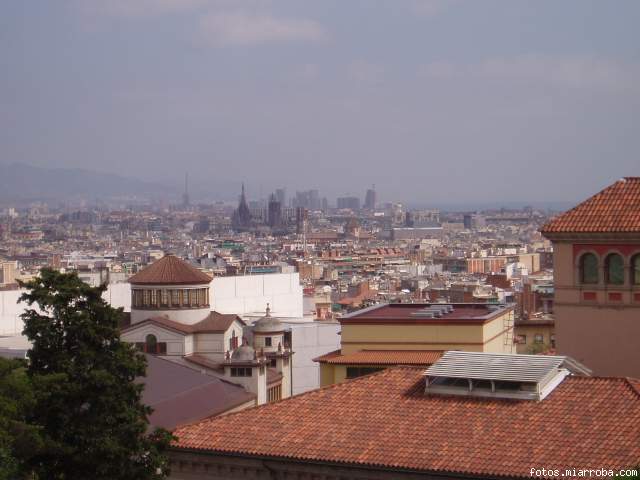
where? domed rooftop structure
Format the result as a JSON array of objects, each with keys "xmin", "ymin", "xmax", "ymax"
[
  {"xmin": 253, "ymin": 304, "xmax": 284, "ymax": 333},
  {"xmin": 129, "ymin": 254, "xmax": 212, "ymax": 285},
  {"xmin": 230, "ymin": 344, "xmax": 255, "ymax": 362}
]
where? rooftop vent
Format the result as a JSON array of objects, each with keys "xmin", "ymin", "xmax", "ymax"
[{"xmin": 424, "ymin": 351, "xmax": 574, "ymax": 401}]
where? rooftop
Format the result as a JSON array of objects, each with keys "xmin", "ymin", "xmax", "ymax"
[
  {"xmin": 172, "ymin": 367, "xmax": 640, "ymax": 477},
  {"xmin": 140, "ymin": 355, "xmax": 254, "ymax": 430},
  {"xmin": 122, "ymin": 311, "xmax": 244, "ymax": 335},
  {"xmin": 541, "ymin": 177, "xmax": 640, "ymax": 235},
  {"xmin": 340, "ymin": 302, "xmax": 511, "ymax": 325},
  {"xmin": 314, "ymin": 349, "xmax": 443, "ymax": 366},
  {"xmin": 128, "ymin": 254, "xmax": 212, "ymax": 285}
]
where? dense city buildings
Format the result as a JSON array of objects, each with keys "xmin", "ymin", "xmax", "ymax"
[{"xmin": 3, "ymin": 179, "xmax": 640, "ymax": 477}]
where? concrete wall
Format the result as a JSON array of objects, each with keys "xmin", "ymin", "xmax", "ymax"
[
  {"xmin": 284, "ymin": 321, "xmax": 341, "ymax": 395},
  {"xmin": 0, "ymin": 272, "xmax": 303, "ymax": 335}
]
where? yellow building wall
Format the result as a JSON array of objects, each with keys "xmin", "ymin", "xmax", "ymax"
[
  {"xmin": 514, "ymin": 324, "xmax": 554, "ymax": 354},
  {"xmin": 340, "ymin": 311, "xmax": 512, "ymax": 354}
]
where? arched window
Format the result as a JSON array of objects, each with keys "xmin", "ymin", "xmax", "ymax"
[
  {"xmin": 605, "ymin": 253, "xmax": 624, "ymax": 285},
  {"xmin": 632, "ymin": 254, "xmax": 640, "ymax": 285},
  {"xmin": 145, "ymin": 334, "xmax": 157, "ymax": 352},
  {"xmin": 579, "ymin": 253, "xmax": 598, "ymax": 284}
]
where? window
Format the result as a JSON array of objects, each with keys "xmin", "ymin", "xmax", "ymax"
[
  {"xmin": 171, "ymin": 289, "xmax": 180, "ymax": 307},
  {"xmin": 579, "ymin": 253, "xmax": 598, "ymax": 284},
  {"xmin": 515, "ymin": 334, "xmax": 527, "ymax": 345},
  {"xmin": 605, "ymin": 253, "xmax": 624, "ymax": 285},
  {"xmin": 346, "ymin": 367, "xmax": 384, "ymax": 379},
  {"xmin": 534, "ymin": 334, "xmax": 544, "ymax": 344},
  {"xmin": 265, "ymin": 337, "xmax": 272, "ymax": 347},
  {"xmin": 632, "ymin": 254, "xmax": 640, "ymax": 285},
  {"xmin": 229, "ymin": 331, "xmax": 239, "ymax": 350},
  {"xmin": 140, "ymin": 335, "xmax": 166, "ymax": 355},
  {"xmin": 146, "ymin": 334, "xmax": 157, "ymax": 351},
  {"xmin": 143, "ymin": 290, "xmax": 150, "ymax": 306},
  {"xmin": 550, "ymin": 334, "xmax": 556, "ymax": 348},
  {"xmin": 269, "ymin": 358, "xmax": 277, "ymax": 368},
  {"xmin": 230, "ymin": 367, "xmax": 252, "ymax": 377},
  {"xmin": 160, "ymin": 289, "xmax": 168, "ymax": 307},
  {"xmin": 150, "ymin": 289, "xmax": 157, "ymax": 307},
  {"xmin": 182, "ymin": 289, "xmax": 189, "ymax": 306}
]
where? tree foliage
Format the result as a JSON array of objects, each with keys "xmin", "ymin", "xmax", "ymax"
[
  {"xmin": 0, "ymin": 357, "xmax": 42, "ymax": 480},
  {"xmin": 13, "ymin": 268, "xmax": 172, "ymax": 479}
]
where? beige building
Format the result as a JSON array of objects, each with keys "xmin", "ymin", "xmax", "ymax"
[
  {"xmin": 0, "ymin": 261, "xmax": 17, "ymax": 286},
  {"xmin": 316, "ymin": 302, "xmax": 515, "ymax": 386},
  {"xmin": 541, "ymin": 177, "xmax": 640, "ymax": 377},
  {"xmin": 514, "ymin": 317, "xmax": 555, "ymax": 354},
  {"xmin": 120, "ymin": 254, "xmax": 293, "ymax": 406}
]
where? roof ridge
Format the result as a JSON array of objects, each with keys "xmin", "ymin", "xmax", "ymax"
[{"xmin": 623, "ymin": 377, "xmax": 640, "ymax": 398}]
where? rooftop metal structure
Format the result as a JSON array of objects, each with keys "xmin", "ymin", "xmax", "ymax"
[{"xmin": 424, "ymin": 351, "xmax": 578, "ymax": 401}]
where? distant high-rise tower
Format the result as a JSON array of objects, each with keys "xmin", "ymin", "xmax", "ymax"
[
  {"xmin": 267, "ymin": 194, "xmax": 282, "ymax": 228},
  {"xmin": 275, "ymin": 188, "xmax": 286, "ymax": 208},
  {"xmin": 232, "ymin": 183, "xmax": 252, "ymax": 231},
  {"xmin": 182, "ymin": 173, "xmax": 190, "ymax": 207},
  {"xmin": 364, "ymin": 185, "xmax": 377, "ymax": 210}
]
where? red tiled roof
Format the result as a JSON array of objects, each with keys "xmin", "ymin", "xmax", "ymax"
[
  {"xmin": 128, "ymin": 255, "xmax": 212, "ymax": 285},
  {"xmin": 541, "ymin": 177, "xmax": 640, "ymax": 234},
  {"xmin": 314, "ymin": 349, "xmax": 443, "ymax": 366},
  {"xmin": 122, "ymin": 311, "xmax": 243, "ymax": 335},
  {"xmin": 172, "ymin": 367, "xmax": 640, "ymax": 477}
]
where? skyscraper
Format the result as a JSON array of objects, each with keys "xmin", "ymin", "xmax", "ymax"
[
  {"xmin": 364, "ymin": 185, "xmax": 376, "ymax": 210},
  {"xmin": 268, "ymin": 194, "xmax": 282, "ymax": 228}
]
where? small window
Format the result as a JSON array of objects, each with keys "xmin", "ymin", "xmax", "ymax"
[
  {"xmin": 171, "ymin": 289, "xmax": 180, "ymax": 307},
  {"xmin": 631, "ymin": 254, "xmax": 640, "ymax": 285},
  {"xmin": 146, "ymin": 334, "xmax": 157, "ymax": 351},
  {"xmin": 605, "ymin": 253, "xmax": 624, "ymax": 285},
  {"xmin": 534, "ymin": 334, "xmax": 544, "ymax": 344},
  {"xmin": 550, "ymin": 334, "xmax": 556, "ymax": 348},
  {"xmin": 230, "ymin": 367, "xmax": 252, "ymax": 377},
  {"xmin": 515, "ymin": 334, "xmax": 527, "ymax": 345},
  {"xmin": 579, "ymin": 253, "xmax": 598, "ymax": 284},
  {"xmin": 160, "ymin": 290, "xmax": 169, "ymax": 307},
  {"xmin": 265, "ymin": 337, "xmax": 272, "ymax": 347}
]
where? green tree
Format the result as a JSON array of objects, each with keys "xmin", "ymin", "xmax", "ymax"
[
  {"xmin": 0, "ymin": 357, "xmax": 42, "ymax": 480},
  {"xmin": 18, "ymin": 269, "xmax": 172, "ymax": 480}
]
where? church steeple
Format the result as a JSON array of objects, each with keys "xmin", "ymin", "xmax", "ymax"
[{"xmin": 233, "ymin": 183, "xmax": 252, "ymax": 231}]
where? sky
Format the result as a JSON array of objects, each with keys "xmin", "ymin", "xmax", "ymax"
[{"xmin": 1, "ymin": 0, "xmax": 639, "ymax": 205}]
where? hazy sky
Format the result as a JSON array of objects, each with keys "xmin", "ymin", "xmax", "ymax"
[{"xmin": 1, "ymin": 0, "xmax": 639, "ymax": 204}]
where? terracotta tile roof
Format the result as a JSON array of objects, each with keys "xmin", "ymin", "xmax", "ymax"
[
  {"xmin": 121, "ymin": 311, "xmax": 242, "ymax": 335},
  {"xmin": 172, "ymin": 367, "xmax": 640, "ymax": 477},
  {"xmin": 314, "ymin": 349, "xmax": 443, "ymax": 366},
  {"xmin": 541, "ymin": 177, "xmax": 640, "ymax": 234},
  {"xmin": 128, "ymin": 254, "xmax": 212, "ymax": 285}
]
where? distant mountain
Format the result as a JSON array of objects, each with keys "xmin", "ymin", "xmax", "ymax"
[{"xmin": 0, "ymin": 163, "xmax": 175, "ymax": 202}]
